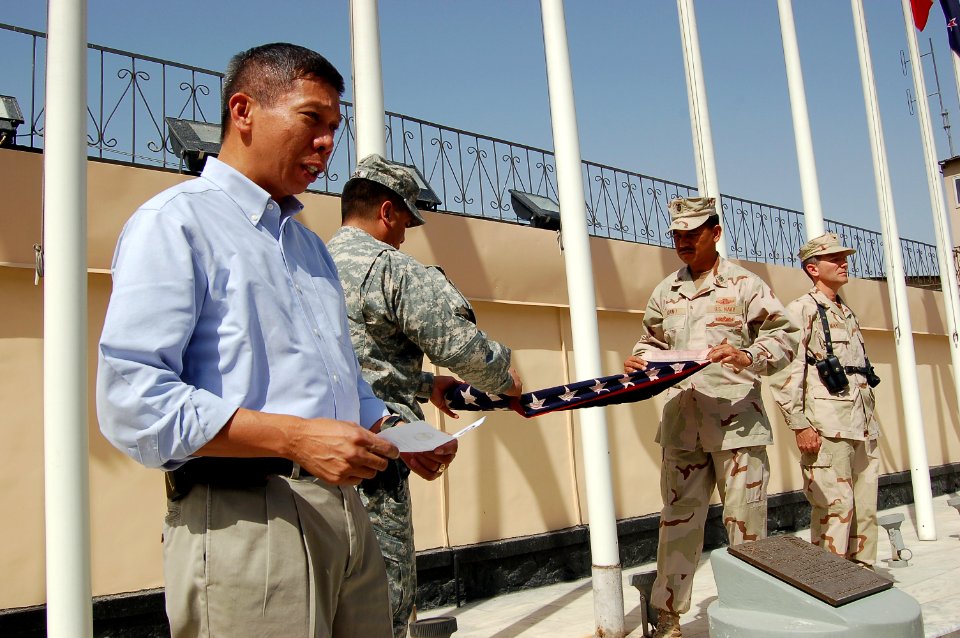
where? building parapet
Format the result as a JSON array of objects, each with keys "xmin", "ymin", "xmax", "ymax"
[{"xmin": 0, "ymin": 21, "xmax": 949, "ymax": 289}]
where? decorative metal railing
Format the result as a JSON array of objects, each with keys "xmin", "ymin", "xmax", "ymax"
[{"xmin": 1, "ymin": 22, "xmax": 947, "ymax": 289}]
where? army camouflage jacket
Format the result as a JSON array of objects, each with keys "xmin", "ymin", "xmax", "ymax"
[
  {"xmin": 328, "ymin": 226, "xmax": 513, "ymax": 423},
  {"xmin": 633, "ymin": 257, "xmax": 799, "ymax": 452},
  {"xmin": 770, "ymin": 287, "xmax": 878, "ymax": 441}
]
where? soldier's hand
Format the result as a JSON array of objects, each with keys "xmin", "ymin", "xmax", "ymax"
[
  {"xmin": 430, "ymin": 375, "xmax": 462, "ymax": 418},
  {"xmin": 795, "ymin": 427, "xmax": 822, "ymax": 455},
  {"xmin": 401, "ymin": 439, "xmax": 458, "ymax": 481},
  {"xmin": 290, "ymin": 418, "xmax": 399, "ymax": 486},
  {"xmin": 502, "ymin": 367, "xmax": 523, "ymax": 397},
  {"xmin": 708, "ymin": 339, "xmax": 751, "ymax": 372},
  {"xmin": 624, "ymin": 355, "xmax": 648, "ymax": 373}
]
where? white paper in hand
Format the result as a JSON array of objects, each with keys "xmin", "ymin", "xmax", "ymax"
[
  {"xmin": 377, "ymin": 420, "xmax": 454, "ymax": 453},
  {"xmin": 451, "ymin": 416, "xmax": 486, "ymax": 439}
]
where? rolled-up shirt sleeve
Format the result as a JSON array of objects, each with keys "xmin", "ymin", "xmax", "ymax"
[
  {"xmin": 357, "ymin": 369, "xmax": 390, "ymax": 427},
  {"xmin": 97, "ymin": 209, "xmax": 238, "ymax": 469}
]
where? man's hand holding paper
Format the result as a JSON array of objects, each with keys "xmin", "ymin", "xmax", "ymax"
[{"xmin": 378, "ymin": 417, "xmax": 486, "ymax": 481}]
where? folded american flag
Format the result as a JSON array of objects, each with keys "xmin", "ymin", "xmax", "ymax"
[{"xmin": 443, "ymin": 353, "xmax": 710, "ymax": 419}]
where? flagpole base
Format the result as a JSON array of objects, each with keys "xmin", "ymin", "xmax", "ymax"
[{"xmin": 591, "ymin": 563, "xmax": 625, "ymax": 638}]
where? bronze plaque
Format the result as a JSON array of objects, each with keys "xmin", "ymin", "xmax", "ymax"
[{"xmin": 728, "ymin": 535, "xmax": 893, "ymax": 607}]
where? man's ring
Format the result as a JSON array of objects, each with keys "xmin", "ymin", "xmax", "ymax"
[{"xmin": 437, "ymin": 463, "xmax": 446, "ymax": 475}]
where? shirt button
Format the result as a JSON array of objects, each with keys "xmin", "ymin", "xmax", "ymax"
[
  {"xmin": 267, "ymin": 203, "xmax": 275, "ymax": 210},
  {"xmin": 313, "ymin": 329, "xmax": 320, "ymax": 336},
  {"xmin": 295, "ymin": 284, "xmax": 302, "ymax": 293},
  {"xmin": 332, "ymin": 374, "xmax": 339, "ymax": 383}
]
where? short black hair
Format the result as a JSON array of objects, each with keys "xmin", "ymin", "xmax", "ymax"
[
  {"xmin": 220, "ymin": 43, "xmax": 345, "ymax": 136},
  {"xmin": 702, "ymin": 213, "xmax": 720, "ymax": 228},
  {"xmin": 342, "ymin": 178, "xmax": 407, "ymax": 222}
]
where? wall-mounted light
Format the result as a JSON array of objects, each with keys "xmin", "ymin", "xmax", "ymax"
[
  {"xmin": 0, "ymin": 95, "xmax": 25, "ymax": 147},
  {"xmin": 165, "ymin": 117, "xmax": 222, "ymax": 174},
  {"xmin": 384, "ymin": 159, "xmax": 442, "ymax": 210},
  {"xmin": 509, "ymin": 189, "xmax": 561, "ymax": 231}
]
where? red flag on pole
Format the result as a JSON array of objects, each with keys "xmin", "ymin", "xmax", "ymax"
[{"xmin": 912, "ymin": 0, "xmax": 934, "ymax": 29}]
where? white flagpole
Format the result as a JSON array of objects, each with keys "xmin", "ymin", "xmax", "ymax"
[
  {"xmin": 777, "ymin": 0, "xmax": 825, "ymax": 239},
  {"xmin": 900, "ymin": 0, "xmax": 960, "ymax": 441},
  {"xmin": 44, "ymin": 0, "xmax": 93, "ymax": 635},
  {"xmin": 350, "ymin": 0, "xmax": 387, "ymax": 160},
  {"xmin": 540, "ymin": 1, "xmax": 625, "ymax": 635},
  {"xmin": 676, "ymin": 0, "xmax": 727, "ymax": 257},
  {"xmin": 851, "ymin": 0, "xmax": 936, "ymax": 541},
  {"xmin": 953, "ymin": 55, "xmax": 960, "ymax": 106}
]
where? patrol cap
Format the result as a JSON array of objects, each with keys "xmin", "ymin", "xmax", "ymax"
[
  {"xmin": 348, "ymin": 154, "xmax": 426, "ymax": 226},
  {"xmin": 668, "ymin": 197, "xmax": 717, "ymax": 232},
  {"xmin": 797, "ymin": 232, "xmax": 856, "ymax": 262}
]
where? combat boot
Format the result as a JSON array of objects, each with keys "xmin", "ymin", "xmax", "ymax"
[{"xmin": 652, "ymin": 610, "xmax": 682, "ymax": 638}]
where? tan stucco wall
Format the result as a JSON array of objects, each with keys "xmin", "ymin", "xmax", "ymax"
[
  {"xmin": 940, "ymin": 156, "xmax": 960, "ymax": 249},
  {"xmin": 2, "ymin": 149, "xmax": 959, "ymax": 608}
]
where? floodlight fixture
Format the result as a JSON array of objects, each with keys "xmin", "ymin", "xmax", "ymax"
[
  {"xmin": 948, "ymin": 495, "xmax": 960, "ymax": 521},
  {"xmin": 877, "ymin": 512, "xmax": 912, "ymax": 568},
  {"xmin": 409, "ymin": 615, "xmax": 457, "ymax": 638},
  {"xmin": 165, "ymin": 116, "xmax": 222, "ymax": 174},
  {"xmin": 384, "ymin": 159, "xmax": 442, "ymax": 210},
  {"xmin": 509, "ymin": 189, "xmax": 561, "ymax": 231},
  {"xmin": 629, "ymin": 570, "xmax": 658, "ymax": 637},
  {"xmin": 0, "ymin": 95, "xmax": 25, "ymax": 147}
]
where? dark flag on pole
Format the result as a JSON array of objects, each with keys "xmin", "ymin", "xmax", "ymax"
[
  {"xmin": 941, "ymin": 0, "xmax": 960, "ymax": 56},
  {"xmin": 443, "ymin": 357, "xmax": 710, "ymax": 419},
  {"xmin": 912, "ymin": 0, "xmax": 934, "ymax": 30}
]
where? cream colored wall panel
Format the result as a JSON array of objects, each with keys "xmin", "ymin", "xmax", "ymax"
[
  {"xmin": 86, "ymin": 274, "xmax": 167, "ymax": 597},
  {"xmin": 0, "ymin": 270, "xmax": 46, "ymax": 607},
  {"xmin": 434, "ymin": 303, "xmax": 581, "ymax": 547},
  {"xmin": 2, "ymin": 156, "xmax": 959, "ymax": 607},
  {"xmin": 0, "ymin": 149, "xmax": 42, "ymax": 267}
]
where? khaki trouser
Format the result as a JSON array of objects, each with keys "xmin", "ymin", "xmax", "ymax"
[
  {"xmin": 801, "ymin": 436, "xmax": 879, "ymax": 564},
  {"xmin": 163, "ymin": 475, "xmax": 393, "ymax": 638},
  {"xmin": 652, "ymin": 445, "xmax": 769, "ymax": 614}
]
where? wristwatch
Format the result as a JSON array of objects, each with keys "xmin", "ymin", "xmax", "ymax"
[{"xmin": 379, "ymin": 414, "xmax": 404, "ymax": 430}]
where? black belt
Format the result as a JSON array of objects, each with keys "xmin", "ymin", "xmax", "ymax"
[
  {"xmin": 805, "ymin": 355, "xmax": 867, "ymax": 376},
  {"xmin": 165, "ymin": 457, "xmax": 310, "ymax": 501}
]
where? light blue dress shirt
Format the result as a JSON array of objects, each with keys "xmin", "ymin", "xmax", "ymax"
[{"xmin": 97, "ymin": 158, "xmax": 387, "ymax": 469}]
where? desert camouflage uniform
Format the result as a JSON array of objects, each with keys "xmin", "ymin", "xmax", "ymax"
[
  {"xmin": 771, "ymin": 287, "xmax": 879, "ymax": 564},
  {"xmin": 329, "ymin": 225, "xmax": 514, "ymax": 637},
  {"xmin": 633, "ymin": 257, "xmax": 798, "ymax": 614}
]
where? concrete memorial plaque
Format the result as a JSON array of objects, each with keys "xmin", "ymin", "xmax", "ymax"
[{"xmin": 728, "ymin": 535, "xmax": 893, "ymax": 606}]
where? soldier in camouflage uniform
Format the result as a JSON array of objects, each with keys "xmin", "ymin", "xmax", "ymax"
[
  {"xmin": 328, "ymin": 154, "xmax": 523, "ymax": 638},
  {"xmin": 771, "ymin": 232, "xmax": 880, "ymax": 565},
  {"xmin": 624, "ymin": 197, "xmax": 798, "ymax": 638}
]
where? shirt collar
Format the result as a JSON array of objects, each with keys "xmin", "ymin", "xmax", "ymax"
[
  {"xmin": 200, "ymin": 157, "xmax": 304, "ymax": 228},
  {"xmin": 671, "ymin": 256, "xmax": 727, "ymax": 291},
  {"xmin": 808, "ymin": 286, "xmax": 847, "ymax": 314}
]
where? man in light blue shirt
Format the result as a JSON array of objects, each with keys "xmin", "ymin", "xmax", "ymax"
[{"xmin": 96, "ymin": 43, "xmax": 438, "ymax": 637}]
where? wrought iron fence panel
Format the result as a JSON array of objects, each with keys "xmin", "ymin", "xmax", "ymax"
[
  {"xmin": 583, "ymin": 163, "xmax": 693, "ymax": 246},
  {"xmin": 824, "ymin": 221, "xmax": 887, "ymax": 280},
  {"xmin": 900, "ymin": 237, "xmax": 941, "ymax": 288},
  {"xmin": 1, "ymin": 22, "xmax": 946, "ymax": 289},
  {"xmin": 722, "ymin": 197, "xmax": 806, "ymax": 267}
]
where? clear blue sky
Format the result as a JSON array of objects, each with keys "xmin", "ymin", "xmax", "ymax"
[{"xmin": 3, "ymin": 0, "xmax": 958, "ymax": 244}]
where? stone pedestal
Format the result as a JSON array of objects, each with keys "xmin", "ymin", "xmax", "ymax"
[{"xmin": 708, "ymin": 547, "xmax": 923, "ymax": 637}]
